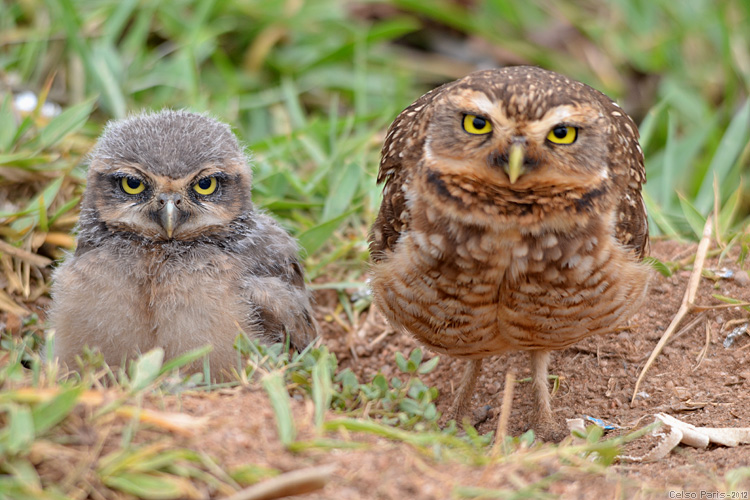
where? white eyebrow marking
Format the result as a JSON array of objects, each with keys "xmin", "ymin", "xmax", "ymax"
[
  {"xmin": 469, "ymin": 94, "xmax": 497, "ymax": 118},
  {"xmin": 547, "ymin": 106, "xmax": 576, "ymax": 123},
  {"xmin": 525, "ymin": 104, "xmax": 585, "ymax": 141}
]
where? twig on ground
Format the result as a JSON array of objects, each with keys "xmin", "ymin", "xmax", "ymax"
[{"xmin": 221, "ymin": 464, "xmax": 335, "ymax": 500}]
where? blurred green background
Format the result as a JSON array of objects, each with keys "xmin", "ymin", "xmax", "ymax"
[
  {"xmin": 1, "ymin": 4, "xmax": 749, "ymax": 497},
  {"xmin": 1, "ymin": 0, "xmax": 749, "ymax": 288}
]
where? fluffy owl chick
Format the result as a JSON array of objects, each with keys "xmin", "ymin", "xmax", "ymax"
[
  {"xmin": 369, "ymin": 66, "xmax": 651, "ymax": 441},
  {"xmin": 50, "ymin": 110, "xmax": 317, "ymax": 379}
]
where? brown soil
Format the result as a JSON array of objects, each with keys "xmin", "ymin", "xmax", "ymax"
[{"xmin": 147, "ymin": 239, "xmax": 750, "ymax": 498}]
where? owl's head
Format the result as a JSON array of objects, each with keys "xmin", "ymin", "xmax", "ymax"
[
  {"xmin": 81, "ymin": 110, "xmax": 253, "ymax": 242},
  {"xmin": 383, "ymin": 66, "xmax": 643, "ymax": 228}
]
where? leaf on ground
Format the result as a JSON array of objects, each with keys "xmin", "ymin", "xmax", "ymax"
[
  {"xmin": 129, "ymin": 348, "xmax": 165, "ymax": 392},
  {"xmin": 643, "ymin": 256, "xmax": 673, "ymax": 277}
]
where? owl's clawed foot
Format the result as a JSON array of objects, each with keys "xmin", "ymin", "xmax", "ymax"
[
  {"xmin": 528, "ymin": 413, "xmax": 569, "ymax": 443},
  {"xmin": 442, "ymin": 404, "xmax": 494, "ymax": 428},
  {"xmin": 441, "ymin": 358, "xmax": 484, "ymax": 426},
  {"xmin": 528, "ymin": 350, "xmax": 568, "ymax": 442}
]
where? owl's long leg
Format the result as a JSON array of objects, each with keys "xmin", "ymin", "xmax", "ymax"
[
  {"xmin": 530, "ymin": 350, "xmax": 553, "ymax": 424},
  {"xmin": 447, "ymin": 358, "xmax": 483, "ymax": 421},
  {"xmin": 529, "ymin": 349, "xmax": 567, "ymax": 441}
]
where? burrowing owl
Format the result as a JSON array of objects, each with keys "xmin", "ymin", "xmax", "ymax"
[
  {"xmin": 369, "ymin": 66, "xmax": 650, "ymax": 440},
  {"xmin": 50, "ymin": 110, "xmax": 317, "ymax": 379}
]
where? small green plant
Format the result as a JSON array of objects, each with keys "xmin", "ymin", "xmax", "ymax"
[{"xmin": 237, "ymin": 336, "xmax": 442, "ymax": 430}]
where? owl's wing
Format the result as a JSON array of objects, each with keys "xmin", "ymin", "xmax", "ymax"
[
  {"xmin": 240, "ymin": 214, "xmax": 318, "ymax": 351},
  {"xmin": 369, "ymin": 84, "xmax": 450, "ymax": 261},
  {"xmin": 609, "ymin": 104, "xmax": 650, "ymax": 259},
  {"xmin": 616, "ymin": 185, "xmax": 649, "ymax": 259},
  {"xmin": 256, "ymin": 258, "xmax": 318, "ymax": 351}
]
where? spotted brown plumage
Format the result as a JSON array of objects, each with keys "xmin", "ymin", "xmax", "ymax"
[
  {"xmin": 50, "ymin": 110, "xmax": 317, "ymax": 379},
  {"xmin": 369, "ymin": 66, "xmax": 651, "ymax": 441}
]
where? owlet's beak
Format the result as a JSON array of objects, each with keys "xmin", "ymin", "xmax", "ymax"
[
  {"xmin": 158, "ymin": 193, "xmax": 182, "ymax": 238},
  {"xmin": 506, "ymin": 141, "xmax": 526, "ymax": 184}
]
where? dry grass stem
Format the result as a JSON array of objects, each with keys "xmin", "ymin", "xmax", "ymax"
[
  {"xmin": 0, "ymin": 288, "xmax": 31, "ymax": 315},
  {"xmin": 0, "ymin": 238, "xmax": 53, "ymax": 267},
  {"xmin": 713, "ymin": 175, "xmax": 724, "ymax": 248},
  {"xmin": 693, "ymin": 302, "xmax": 750, "ymax": 312},
  {"xmin": 670, "ymin": 313, "xmax": 706, "ymax": 343},
  {"xmin": 492, "ymin": 370, "xmax": 516, "ymax": 456},
  {"xmin": 692, "ymin": 318, "xmax": 711, "ymax": 371},
  {"xmin": 631, "ymin": 216, "xmax": 713, "ymax": 403}
]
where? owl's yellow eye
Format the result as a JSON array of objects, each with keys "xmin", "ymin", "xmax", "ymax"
[
  {"xmin": 462, "ymin": 114, "xmax": 493, "ymax": 135},
  {"xmin": 193, "ymin": 177, "xmax": 217, "ymax": 195},
  {"xmin": 121, "ymin": 177, "xmax": 145, "ymax": 195},
  {"xmin": 546, "ymin": 125, "xmax": 577, "ymax": 145}
]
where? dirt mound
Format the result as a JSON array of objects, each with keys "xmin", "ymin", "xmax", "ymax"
[{"xmin": 169, "ymin": 239, "xmax": 750, "ymax": 497}]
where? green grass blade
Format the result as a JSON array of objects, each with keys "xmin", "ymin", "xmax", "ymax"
[
  {"xmin": 100, "ymin": 0, "xmax": 140, "ymax": 46},
  {"xmin": 281, "ymin": 77, "xmax": 307, "ymax": 129},
  {"xmin": 24, "ymin": 98, "xmax": 96, "ymax": 152},
  {"xmin": 694, "ymin": 100, "xmax": 750, "ymax": 213},
  {"xmin": 103, "ymin": 471, "xmax": 194, "ymax": 499},
  {"xmin": 677, "ymin": 193, "xmax": 706, "ymax": 238},
  {"xmin": 718, "ymin": 184, "xmax": 742, "ymax": 237},
  {"xmin": 659, "ymin": 113, "xmax": 678, "ymax": 209},
  {"xmin": 297, "ymin": 207, "xmax": 360, "ymax": 256},
  {"xmin": 0, "ymin": 94, "xmax": 17, "ymax": 151},
  {"xmin": 642, "ymin": 190, "xmax": 681, "ymax": 238},
  {"xmin": 37, "ymin": 196, "xmax": 49, "ymax": 233},
  {"xmin": 636, "ymin": 101, "xmax": 665, "ymax": 153},
  {"xmin": 312, "ymin": 350, "xmax": 333, "ymax": 430},
  {"xmin": 2, "ymin": 458, "xmax": 44, "ymax": 491},
  {"xmin": 54, "ymin": 0, "xmax": 126, "ymax": 117},
  {"xmin": 31, "ymin": 385, "xmax": 84, "ymax": 435},
  {"xmin": 643, "ymin": 256, "xmax": 673, "ymax": 278},
  {"xmin": 2, "ymin": 404, "xmax": 35, "ymax": 455},
  {"xmin": 713, "ymin": 294, "xmax": 750, "ymax": 312},
  {"xmin": 321, "ymin": 161, "xmax": 363, "ymax": 221},
  {"xmin": 159, "ymin": 345, "xmax": 213, "ymax": 375},
  {"xmin": 48, "ymin": 196, "xmax": 81, "ymax": 227},
  {"xmin": 262, "ymin": 372, "xmax": 296, "ymax": 447}
]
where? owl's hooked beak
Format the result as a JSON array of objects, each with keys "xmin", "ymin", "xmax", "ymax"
[
  {"xmin": 506, "ymin": 140, "xmax": 526, "ymax": 184},
  {"xmin": 158, "ymin": 193, "xmax": 182, "ymax": 238}
]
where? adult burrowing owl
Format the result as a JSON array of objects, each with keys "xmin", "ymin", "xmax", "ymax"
[
  {"xmin": 50, "ymin": 110, "xmax": 317, "ymax": 379},
  {"xmin": 369, "ymin": 66, "xmax": 650, "ymax": 440}
]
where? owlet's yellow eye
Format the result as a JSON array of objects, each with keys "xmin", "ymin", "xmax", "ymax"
[
  {"xmin": 462, "ymin": 114, "xmax": 493, "ymax": 135},
  {"xmin": 193, "ymin": 177, "xmax": 217, "ymax": 195},
  {"xmin": 546, "ymin": 125, "xmax": 578, "ymax": 145},
  {"xmin": 121, "ymin": 177, "xmax": 145, "ymax": 195}
]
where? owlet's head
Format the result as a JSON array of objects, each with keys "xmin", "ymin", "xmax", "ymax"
[{"xmin": 82, "ymin": 110, "xmax": 254, "ymax": 242}]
